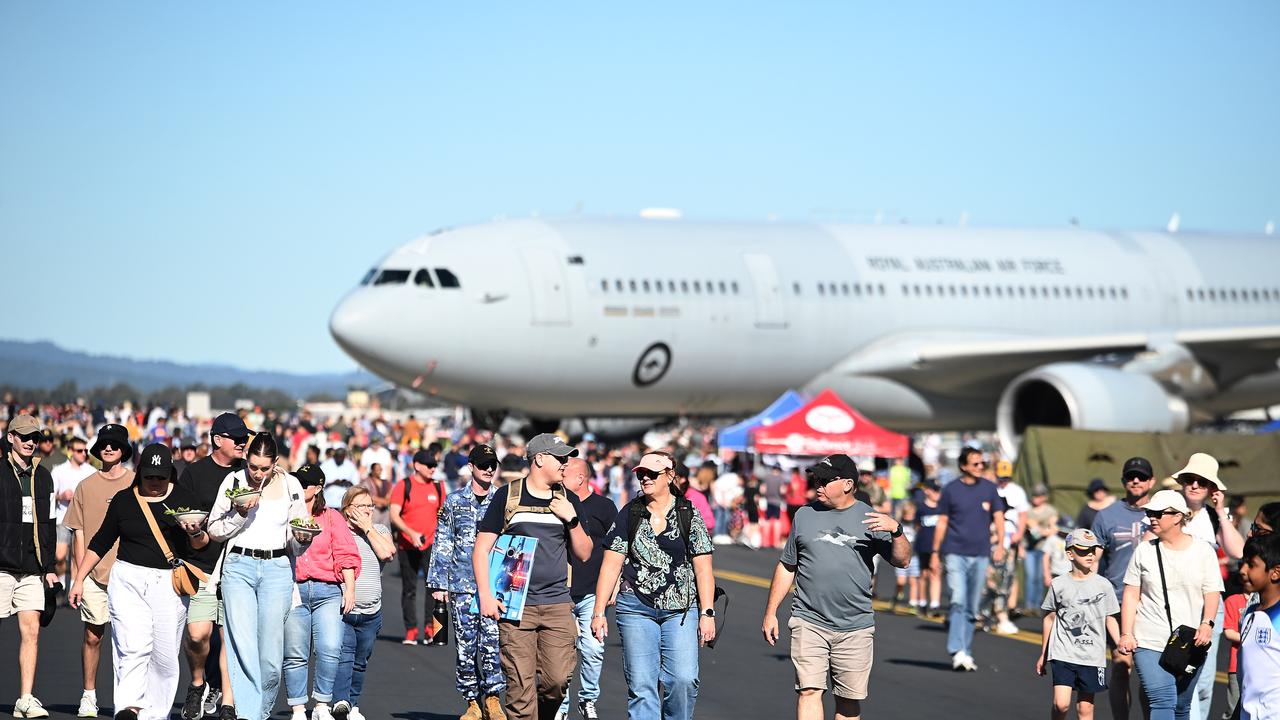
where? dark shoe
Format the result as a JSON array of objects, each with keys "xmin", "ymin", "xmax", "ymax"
[
  {"xmin": 332, "ymin": 701, "xmax": 351, "ymax": 720},
  {"xmin": 219, "ymin": 706, "xmax": 236, "ymax": 720},
  {"xmin": 114, "ymin": 710, "xmax": 139, "ymax": 720},
  {"xmin": 578, "ymin": 700, "xmax": 599, "ymax": 720},
  {"xmin": 182, "ymin": 683, "xmax": 208, "ymax": 720}
]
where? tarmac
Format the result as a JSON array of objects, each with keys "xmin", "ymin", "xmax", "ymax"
[{"xmin": 1, "ymin": 545, "xmax": 1231, "ymax": 719}]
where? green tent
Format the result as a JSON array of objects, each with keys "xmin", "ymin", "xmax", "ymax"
[{"xmin": 1014, "ymin": 426, "xmax": 1280, "ymax": 521}]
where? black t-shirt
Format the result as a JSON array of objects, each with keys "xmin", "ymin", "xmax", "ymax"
[
  {"xmin": 570, "ymin": 493, "xmax": 618, "ymax": 598},
  {"xmin": 89, "ymin": 485, "xmax": 201, "ymax": 570},
  {"xmin": 175, "ymin": 456, "xmax": 241, "ymax": 572},
  {"xmin": 478, "ymin": 483, "xmax": 579, "ymax": 606}
]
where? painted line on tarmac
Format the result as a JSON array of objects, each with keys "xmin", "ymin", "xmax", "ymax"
[{"xmin": 713, "ymin": 566, "xmax": 1229, "ymax": 686}]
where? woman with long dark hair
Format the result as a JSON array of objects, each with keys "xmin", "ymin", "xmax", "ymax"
[
  {"xmin": 283, "ymin": 465, "xmax": 360, "ymax": 720},
  {"xmin": 207, "ymin": 432, "xmax": 308, "ymax": 720}
]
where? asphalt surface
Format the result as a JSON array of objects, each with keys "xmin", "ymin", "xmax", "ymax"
[{"xmin": 1, "ymin": 545, "xmax": 1230, "ymax": 719}]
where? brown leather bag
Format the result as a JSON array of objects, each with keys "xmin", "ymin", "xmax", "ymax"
[{"xmin": 134, "ymin": 489, "xmax": 208, "ymax": 597}]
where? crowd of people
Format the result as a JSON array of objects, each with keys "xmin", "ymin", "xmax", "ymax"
[{"xmin": 2, "ymin": 399, "xmax": 1279, "ymax": 720}]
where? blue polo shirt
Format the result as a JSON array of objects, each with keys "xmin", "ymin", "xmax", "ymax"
[{"xmin": 938, "ymin": 476, "xmax": 1002, "ymax": 557}]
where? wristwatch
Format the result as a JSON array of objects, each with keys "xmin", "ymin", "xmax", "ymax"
[
  {"xmin": 702, "ymin": 608, "xmax": 716, "ymax": 618},
  {"xmin": 1200, "ymin": 619, "xmax": 1215, "ymax": 628},
  {"xmin": 564, "ymin": 516, "xmax": 581, "ymax": 529},
  {"xmin": 890, "ymin": 524, "xmax": 905, "ymax": 538}
]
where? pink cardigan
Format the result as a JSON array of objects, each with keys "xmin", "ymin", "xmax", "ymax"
[{"xmin": 294, "ymin": 508, "xmax": 361, "ymax": 584}]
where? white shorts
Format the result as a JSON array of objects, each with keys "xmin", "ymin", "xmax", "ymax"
[{"xmin": 895, "ymin": 554, "xmax": 921, "ymax": 579}]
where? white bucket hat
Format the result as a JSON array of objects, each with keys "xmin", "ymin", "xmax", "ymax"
[{"xmin": 1172, "ymin": 452, "xmax": 1226, "ymax": 491}]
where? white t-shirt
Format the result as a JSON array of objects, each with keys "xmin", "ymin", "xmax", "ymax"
[
  {"xmin": 50, "ymin": 460, "xmax": 97, "ymax": 522},
  {"xmin": 997, "ymin": 481, "xmax": 1029, "ymax": 545},
  {"xmin": 712, "ymin": 472, "xmax": 743, "ymax": 508},
  {"xmin": 1123, "ymin": 538, "xmax": 1224, "ymax": 652},
  {"xmin": 321, "ymin": 459, "xmax": 361, "ymax": 486},
  {"xmin": 1239, "ymin": 597, "xmax": 1280, "ymax": 720},
  {"xmin": 359, "ymin": 446, "xmax": 393, "ymax": 480},
  {"xmin": 1184, "ymin": 508, "xmax": 1219, "ymax": 548}
]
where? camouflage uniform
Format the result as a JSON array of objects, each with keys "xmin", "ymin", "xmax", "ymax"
[{"xmin": 427, "ymin": 488, "xmax": 505, "ymax": 700}]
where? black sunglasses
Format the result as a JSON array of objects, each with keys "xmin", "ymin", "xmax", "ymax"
[
  {"xmin": 218, "ymin": 433, "xmax": 250, "ymax": 445},
  {"xmin": 1145, "ymin": 509, "xmax": 1182, "ymax": 519},
  {"xmin": 634, "ymin": 468, "xmax": 668, "ymax": 482},
  {"xmin": 15, "ymin": 432, "xmax": 40, "ymax": 443},
  {"xmin": 1178, "ymin": 476, "xmax": 1214, "ymax": 489},
  {"xmin": 473, "ymin": 461, "xmax": 498, "ymax": 472},
  {"xmin": 970, "ymin": 461, "xmax": 988, "ymax": 468}
]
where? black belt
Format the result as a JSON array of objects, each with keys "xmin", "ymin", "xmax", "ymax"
[{"xmin": 230, "ymin": 547, "xmax": 288, "ymax": 559}]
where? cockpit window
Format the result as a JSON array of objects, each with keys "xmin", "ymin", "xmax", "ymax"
[
  {"xmin": 373, "ymin": 269, "xmax": 411, "ymax": 285},
  {"xmin": 414, "ymin": 269, "xmax": 435, "ymax": 288},
  {"xmin": 435, "ymin": 268, "xmax": 461, "ymax": 289},
  {"xmin": 361, "ymin": 268, "xmax": 377, "ymax": 285}
]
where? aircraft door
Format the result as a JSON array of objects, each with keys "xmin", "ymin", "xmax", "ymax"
[
  {"xmin": 519, "ymin": 248, "xmax": 571, "ymax": 326},
  {"xmin": 744, "ymin": 253, "xmax": 788, "ymax": 329}
]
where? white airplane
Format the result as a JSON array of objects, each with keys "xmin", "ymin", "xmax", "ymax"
[{"xmin": 329, "ymin": 216, "xmax": 1280, "ymax": 456}]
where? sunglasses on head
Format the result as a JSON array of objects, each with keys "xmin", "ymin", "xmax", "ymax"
[
  {"xmin": 1145, "ymin": 509, "xmax": 1182, "ymax": 519},
  {"xmin": 1178, "ymin": 476, "xmax": 1213, "ymax": 489},
  {"xmin": 634, "ymin": 467, "xmax": 668, "ymax": 482},
  {"xmin": 473, "ymin": 461, "xmax": 498, "ymax": 472}
]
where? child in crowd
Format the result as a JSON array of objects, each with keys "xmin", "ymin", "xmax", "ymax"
[
  {"xmin": 893, "ymin": 503, "xmax": 921, "ymax": 612},
  {"xmin": 1036, "ymin": 529, "xmax": 1120, "ymax": 720},
  {"xmin": 1237, "ymin": 533, "xmax": 1280, "ymax": 720},
  {"xmin": 1221, "ymin": 590, "xmax": 1247, "ymax": 720}
]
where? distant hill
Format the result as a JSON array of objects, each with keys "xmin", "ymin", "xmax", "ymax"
[{"xmin": 0, "ymin": 339, "xmax": 378, "ymax": 399}]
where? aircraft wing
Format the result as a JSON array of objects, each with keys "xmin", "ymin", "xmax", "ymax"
[{"xmin": 826, "ymin": 326, "xmax": 1280, "ymax": 396}]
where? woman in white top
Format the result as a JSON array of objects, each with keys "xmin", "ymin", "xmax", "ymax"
[
  {"xmin": 207, "ymin": 433, "xmax": 308, "ymax": 720},
  {"xmin": 1118, "ymin": 490, "xmax": 1223, "ymax": 720},
  {"xmin": 1172, "ymin": 453, "xmax": 1244, "ymax": 720}
]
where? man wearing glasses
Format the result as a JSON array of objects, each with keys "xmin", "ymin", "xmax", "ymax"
[
  {"xmin": 474, "ymin": 433, "xmax": 593, "ymax": 720},
  {"xmin": 1, "ymin": 415, "xmax": 60, "ymax": 718},
  {"xmin": 51, "ymin": 438, "xmax": 96, "ymax": 592},
  {"xmin": 929, "ymin": 447, "xmax": 1005, "ymax": 672},
  {"xmin": 175, "ymin": 412, "xmax": 250, "ymax": 720},
  {"xmin": 1090, "ymin": 456, "xmax": 1156, "ymax": 720},
  {"xmin": 427, "ymin": 444, "xmax": 507, "ymax": 720}
]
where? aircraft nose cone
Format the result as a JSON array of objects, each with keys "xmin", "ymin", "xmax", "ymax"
[{"xmin": 329, "ymin": 292, "xmax": 381, "ymax": 365}]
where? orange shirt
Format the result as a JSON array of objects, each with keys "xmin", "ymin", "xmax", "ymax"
[{"xmin": 390, "ymin": 477, "xmax": 444, "ymax": 549}]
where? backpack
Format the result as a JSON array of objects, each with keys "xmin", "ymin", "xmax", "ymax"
[
  {"xmin": 626, "ymin": 495, "xmax": 697, "ymax": 564},
  {"xmin": 500, "ymin": 477, "xmax": 568, "ymax": 534}
]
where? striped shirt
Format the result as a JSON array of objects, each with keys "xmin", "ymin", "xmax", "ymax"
[{"xmin": 351, "ymin": 524, "xmax": 391, "ymax": 615}]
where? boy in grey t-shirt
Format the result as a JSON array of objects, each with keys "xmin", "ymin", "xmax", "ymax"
[{"xmin": 1035, "ymin": 529, "xmax": 1121, "ymax": 720}]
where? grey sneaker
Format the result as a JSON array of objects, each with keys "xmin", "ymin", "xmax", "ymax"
[
  {"xmin": 13, "ymin": 695, "xmax": 50, "ymax": 718},
  {"xmin": 202, "ymin": 689, "xmax": 222, "ymax": 718}
]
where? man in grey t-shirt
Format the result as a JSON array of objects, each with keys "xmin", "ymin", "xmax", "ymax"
[{"xmin": 762, "ymin": 454, "xmax": 911, "ymax": 720}]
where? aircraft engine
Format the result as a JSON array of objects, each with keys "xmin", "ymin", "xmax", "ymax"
[{"xmin": 996, "ymin": 362, "xmax": 1189, "ymax": 458}]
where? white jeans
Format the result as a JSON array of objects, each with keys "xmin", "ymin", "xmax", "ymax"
[{"xmin": 108, "ymin": 560, "xmax": 186, "ymax": 720}]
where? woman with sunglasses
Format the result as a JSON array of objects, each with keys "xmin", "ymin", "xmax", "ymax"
[
  {"xmin": 1171, "ymin": 453, "xmax": 1244, "ymax": 720},
  {"xmin": 1117, "ymin": 490, "xmax": 1222, "ymax": 720},
  {"xmin": 592, "ymin": 450, "xmax": 715, "ymax": 720},
  {"xmin": 1249, "ymin": 502, "xmax": 1280, "ymax": 537},
  {"xmin": 207, "ymin": 432, "xmax": 309, "ymax": 720}
]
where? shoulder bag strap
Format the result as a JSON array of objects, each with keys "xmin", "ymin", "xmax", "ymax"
[
  {"xmin": 134, "ymin": 488, "xmax": 176, "ymax": 565},
  {"xmin": 1153, "ymin": 540, "xmax": 1175, "ymax": 633}
]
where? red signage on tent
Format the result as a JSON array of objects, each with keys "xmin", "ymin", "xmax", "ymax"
[{"xmin": 750, "ymin": 389, "xmax": 909, "ymax": 457}]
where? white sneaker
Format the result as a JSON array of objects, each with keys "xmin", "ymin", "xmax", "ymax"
[
  {"xmin": 995, "ymin": 620, "xmax": 1020, "ymax": 635},
  {"xmin": 961, "ymin": 652, "xmax": 978, "ymax": 671},
  {"xmin": 348, "ymin": 708, "xmax": 365, "ymax": 720},
  {"xmin": 13, "ymin": 695, "xmax": 50, "ymax": 718},
  {"xmin": 313, "ymin": 704, "xmax": 335, "ymax": 720},
  {"xmin": 77, "ymin": 691, "xmax": 98, "ymax": 718},
  {"xmin": 951, "ymin": 651, "xmax": 967, "ymax": 671},
  {"xmin": 291, "ymin": 709, "xmax": 307, "ymax": 720}
]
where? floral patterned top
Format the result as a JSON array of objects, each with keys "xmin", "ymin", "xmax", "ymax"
[{"xmin": 606, "ymin": 497, "xmax": 713, "ymax": 611}]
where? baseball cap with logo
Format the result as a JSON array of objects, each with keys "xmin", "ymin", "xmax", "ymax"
[
  {"xmin": 1122, "ymin": 457, "xmax": 1154, "ymax": 480},
  {"xmin": 1065, "ymin": 528, "xmax": 1101, "ymax": 550},
  {"xmin": 7, "ymin": 414, "xmax": 41, "ymax": 437},
  {"xmin": 525, "ymin": 433, "xmax": 579, "ymax": 460},
  {"xmin": 995, "ymin": 460, "xmax": 1014, "ymax": 478},
  {"xmin": 294, "ymin": 464, "xmax": 326, "ymax": 488},
  {"xmin": 468, "ymin": 444, "xmax": 498, "ymax": 466},
  {"xmin": 137, "ymin": 443, "xmax": 175, "ymax": 481},
  {"xmin": 808, "ymin": 454, "xmax": 858, "ymax": 481}
]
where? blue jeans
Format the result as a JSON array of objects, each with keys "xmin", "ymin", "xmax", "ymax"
[
  {"xmin": 284, "ymin": 580, "xmax": 345, "ymax": 706},
  {"xmin": 221, "ymin": 553, "xmax": 295, "ymax": 720},
  {"xmin": 1134, "ymin": 647, "xmax": 1203, "ymax": 720},
  {"xmin": 944, "ymin": 554, "xmax": 988, "ymax": 656},
  {"xmin": 712, "ymin": 506, "xmax": 730, "ymax": 536},
  {"xmin": 615, "ymin": 592, "xmax": 699, "ymax": 720},
  {"xmin": 1189, "ymin": 601, "xmax": 1224, "ymax": 720},
  {"xmin": 558, "ymin": 595, "xmax": 606, "ymax": 714},
  {"xmin": 1022, "ymin": 548, "xmax": 1045, "ymax": 610},
  {"xmin": 333, "ymin": 611, "xmax": 382, "ymax": 707}
]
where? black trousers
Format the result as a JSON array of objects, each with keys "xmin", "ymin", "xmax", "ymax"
[{"xmin": 399, "ymin": 544, "xmax": 437, "ymax": 632}]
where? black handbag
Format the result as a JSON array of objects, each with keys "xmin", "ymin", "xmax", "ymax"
[{"xmin": 1154, "ymin": 542, "xmax": 1209, "ymax": 678}]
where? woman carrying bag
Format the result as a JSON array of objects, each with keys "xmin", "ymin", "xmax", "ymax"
[
  {"xmin": 1117, "ymin": 490, "xmax": 1222, "ymax": 720},
  {"xmin": 207, "ymin": 432, "xmax": 309, "ymax": 720},
  {"xmin": 69, "ymin": 444, "xmax": 209, "ymax": 720},
  {"xmin": 592, "ymin": 450, "xmax": 716, "ymax": 720}
]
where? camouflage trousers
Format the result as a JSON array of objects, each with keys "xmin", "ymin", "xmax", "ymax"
[{"xmin": 450, "ymin": 592, "xmax": 506, "ymax": 700}]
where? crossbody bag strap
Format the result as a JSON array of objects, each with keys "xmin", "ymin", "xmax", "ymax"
[
  {"xmin": 1153, "ymin": 540, "xmax": 1175, "ymax": 633},
  {"xmin": 134, "ymin": 488, "xmax": 176, "ymax": 565}
]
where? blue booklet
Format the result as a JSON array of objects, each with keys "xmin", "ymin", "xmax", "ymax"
[{"xmin": 471, "ymin": 534, "xmax": 537, "ymax": 622}]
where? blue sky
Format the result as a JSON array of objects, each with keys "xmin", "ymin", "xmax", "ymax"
[{"xmin": 3, "ymin": 2, "xmax": 1277, "ymax": 373}]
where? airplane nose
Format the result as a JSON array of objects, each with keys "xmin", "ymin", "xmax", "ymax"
[{"xmin": 329, "ymin": 292, "xmax": 382, "ymax": 365}]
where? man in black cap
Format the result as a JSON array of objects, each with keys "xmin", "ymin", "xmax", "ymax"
[
  {"xmin": 1090, "ymin": 456, "xmax": 1156, "ymax": 720},
  {"xmin": 2, "ymin": 414, "xmax": 60, "ymax": 718},
  {"xmin": 174, "ymin": 412, "xmax": 249, "ymax": 720},
  {"xmin": 762, "ymin": 453, "xmax": 911, "ymax": 720},
  {"xmin": 390, "ymin": 448, "xmax": 448, "ymax": 645}
]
